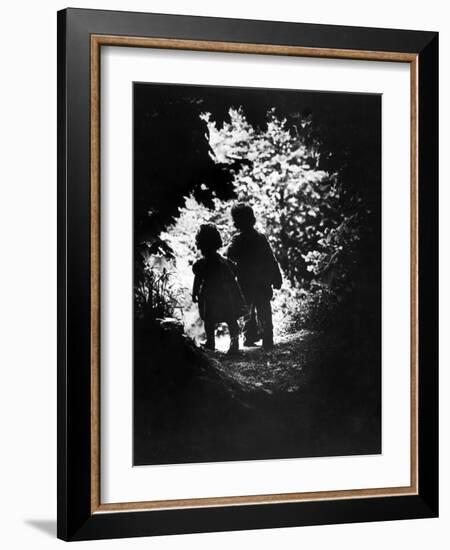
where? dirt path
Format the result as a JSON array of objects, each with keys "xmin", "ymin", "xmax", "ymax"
[
  {"xmin": 134, "ymin": 320, "xmax": 381, "ymax": 465},
  {"xmin": 208, "ymin": 331, "xmax": 320, "ymax": 395}
]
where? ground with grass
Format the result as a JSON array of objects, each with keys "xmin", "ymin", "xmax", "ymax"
[{"xmin": 133, "ymin": 320, "xmax": 381, "ymax": 466}]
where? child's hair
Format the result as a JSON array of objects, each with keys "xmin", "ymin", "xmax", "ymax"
[
  {"xmin": 231, "ymin": 202, "xmax": 256, "ymax": 230},
  {"xmin": 195, "ymin": 223, "xmax": 223, "ymax": 253}
]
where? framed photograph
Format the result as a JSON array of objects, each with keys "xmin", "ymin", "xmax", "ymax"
[{"xmin": 57, "ymin": 8, "xmax": 438, "ymax": 541}]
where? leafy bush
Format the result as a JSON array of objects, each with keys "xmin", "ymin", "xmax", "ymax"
[
  {"xmin": 138, "ymin": 107, "xmax": 367, "ymax": 336},
  {"xmin": 134, "ymin": 243, "xmax": 184, "ymax": 320},
  {"xmin": 202, "ymin": 108, "xmax": 361, "ymax": 293}
]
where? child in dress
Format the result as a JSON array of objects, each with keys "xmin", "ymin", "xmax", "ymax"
[{"xmin": 192, "ymin": 223, "xmax": 244, "ymax": 354}]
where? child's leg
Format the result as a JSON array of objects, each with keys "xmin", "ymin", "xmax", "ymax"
[
  {"xmin": 227, "ymin": 318, "xmax": 239, "ymax": 354},
  {"xmin": 243, "ymin": 303, "xmax": 259, "ymax": 345},
  {"xmin": 204, "ymin": 320, "xmax": 215, "ymax": 350},
  {"xmin": 256, "ymin": 298, "xmax": 273, "ymax": 349}
]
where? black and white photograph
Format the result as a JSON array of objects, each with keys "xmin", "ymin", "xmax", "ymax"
[
  {"xmin": 133, "ymin": 82, "xmax": 382, "ymax": 466},
  {"xmin": 0, "ymin": 0, "xmax": 444, "ymax": 544}
]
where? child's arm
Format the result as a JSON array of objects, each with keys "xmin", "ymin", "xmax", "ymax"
[
  {"xmin": 262, "ymin": 235, "xmax": 283, "ymax": 289},
  {"xmin": 192, "ymin": 260, "xmax": 203, "ymax": 303},
  {"xmin": 225, "ymin": 234, "xmax": 240, "ymax": 263},
  {"xmin": 192, "ymin": 273, "xmax": 201, "ymax": 303}
]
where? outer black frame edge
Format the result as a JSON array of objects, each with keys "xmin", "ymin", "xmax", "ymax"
[
  {"xmin": 58, "ymin": 7, "xmax": 93, "ymax": 541},
  {"xmin": 57, "ymin": 8, "xmax": 439, "ymax": 541},
  {"xmin": 64, "ymin": 6, "xmax": 436, "ymax": 51},
  {"xmin": 417, "ymin": 33, "xmax": 439, "ymax": 518},
  {"xmin": 70, "ymin": 496, "xmax": 437, "ymax": 542},
  {"xmin": 57, "ymin": 8, "xmax": 68, "ymax": 542}
]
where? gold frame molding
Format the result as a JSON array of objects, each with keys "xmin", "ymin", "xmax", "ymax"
[{"xmin": 90, "ymin": 35, "xmax": 419, "ymax": 514}]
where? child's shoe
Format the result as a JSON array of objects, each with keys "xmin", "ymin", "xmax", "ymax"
[
  {"xmin": 227, "ymin": 336, "xmax": 239, "ymax": 355},
  {"xmin": 262, "ymin": 334, "xmax": 274, "ymax": 351}
]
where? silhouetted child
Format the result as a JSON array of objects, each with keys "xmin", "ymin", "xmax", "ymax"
[
  {"xmin": 192, "ymin": 223, "xmax": 245, "ymax": 354},
  {"xmin": 226, "ymin": 203, "xmax": 282, "ymax": 350}
]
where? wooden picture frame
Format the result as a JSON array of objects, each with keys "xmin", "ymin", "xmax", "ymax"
[{"xmin": 57, "ymin": 8, "xmax": 438, "ymax": 541}]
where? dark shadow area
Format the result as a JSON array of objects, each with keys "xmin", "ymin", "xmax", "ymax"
[{"xmin": 133, "ymin": 294, "xmax": 381, "ymax": 465}]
